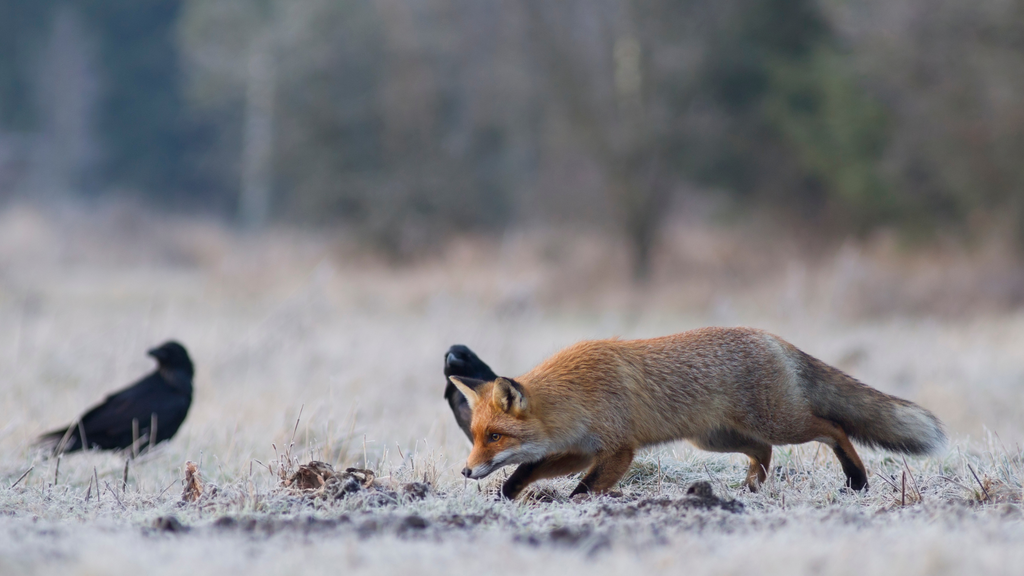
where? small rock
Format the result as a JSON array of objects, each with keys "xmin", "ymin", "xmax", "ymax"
[
  {"xmin": 686, "ymin": 481, "xmax": 715, "ymax": 498},
  {"xmin": 682, "ymin": 481, "xmax": 744, "ymax": 513},
  {"xmin": 402, "ymin": 482, "xmax": 431, "ymax": 500},
  {"xmin": 212, "ymin": 516, "xmax": 236, "ymax": 529},
  {"xmin": 356, "ymin": 519, "xmax": 380, "ymax": 538},
  {"xmin": 152, "ymin": 516, "xmax": 188, "ymax": 533},
  {"xmin": 400, "ymin": 515, "xmax": 429, "ymax": 531}
]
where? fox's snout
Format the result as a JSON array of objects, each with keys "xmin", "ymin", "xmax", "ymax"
[
  {"xmin": 462, "ymin": 458, "xmax": 502, "ymax": 480},
  {"xmin": 462, "ymin": 464, "xmax": 489, "ymax": 479}
]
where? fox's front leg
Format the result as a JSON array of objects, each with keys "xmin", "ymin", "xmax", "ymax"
[
  {"xmin": 569, "ymin": 447, "xmax": 635, "ymax": 497},
  {"xmin": 501, "ymin": 453, "xmax": 594, "ymax": 500}
]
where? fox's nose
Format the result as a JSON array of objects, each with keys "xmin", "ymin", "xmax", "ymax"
[{"xmin": 461, "ymin": 467, "xmax": 472, "ymax": 478}]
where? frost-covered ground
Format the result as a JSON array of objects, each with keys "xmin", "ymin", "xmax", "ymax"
[{"xmin": 0, "ymin": 206, "xmax": 1022, "ymax": 575}]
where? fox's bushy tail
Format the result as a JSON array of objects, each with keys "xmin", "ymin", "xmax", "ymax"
[{"xmin": 795, "ymin": 350, "xmax": 946, "ymax": 455}]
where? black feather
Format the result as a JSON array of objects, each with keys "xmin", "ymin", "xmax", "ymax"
[{"xmin": 443, "ymin": 344, "xmax": 498, "ymax": 441}]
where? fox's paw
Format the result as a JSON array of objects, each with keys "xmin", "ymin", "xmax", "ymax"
[
  {"xmin": 846, "ymin": 477, "xmax": 868, "ymax": 492},
  {"xmin": 841, "ymin": 479, "xmax": 868, "ymax": 493}
]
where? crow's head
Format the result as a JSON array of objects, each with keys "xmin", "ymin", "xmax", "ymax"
[
  {"xmin": 444, "ymin": 345, "xmax": 498, "ymax": 381},
  {"xmin": 444, "ymin": 345, "xmax": 474, "ymax": 372},
  {"xmin": 148, "ymin": 341, "xmax": 194, "ymax": 374}
]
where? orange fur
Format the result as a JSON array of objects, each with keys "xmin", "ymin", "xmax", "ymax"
[{"xmin": 451, "ymin": 327, "xmax": 945, "ymax": 499}]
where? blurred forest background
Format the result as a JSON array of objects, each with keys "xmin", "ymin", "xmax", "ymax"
[{"xmin": 3, "ymin": 0, "xmax": 1024, "ymax": 281}]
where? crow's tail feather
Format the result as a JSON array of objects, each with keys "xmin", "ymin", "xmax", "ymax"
[{"xmin": 35, "ymin": 425, "xmax": 83, "ymax": 455}]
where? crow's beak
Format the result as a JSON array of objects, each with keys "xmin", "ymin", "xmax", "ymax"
[
  {"xmin": 147, "ymin": 348, "xmax": 163, "ymax": 360},
  {"xmin": 446, "ymin": 352, "xmax": 464, "ymax": 367}
]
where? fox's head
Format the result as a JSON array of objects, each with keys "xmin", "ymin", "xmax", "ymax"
[{"xmin": 449, "ymin": 376, "xmax": 547, "ymax": 479}]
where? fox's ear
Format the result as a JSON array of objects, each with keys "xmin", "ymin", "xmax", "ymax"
[
  {"xmin": 492, "ymin": 377, "xmax": 527, "ymax": 416},
  {"xmin": 449, "ymin": 376, "xmax": 486, "ymax": 410}
]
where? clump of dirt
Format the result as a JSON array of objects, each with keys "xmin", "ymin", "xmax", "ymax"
[
  {"xmin": 151, "ymin": 516, "xmax": 188, "ymax": 533},
  {"xmin": 213, "ymin": 515, "xmax": 347, "ymax": 536},
  {"xmin": 181, "ymin": 461, "xmax": 203, "ymax": 503},
  {"xmin": 595, "ymin": 481, "xmax": 745, "ymax": 519},
  {"xmin": 516, "ymin": 525, "xmax": 611, "ymax": 556},
  {"xmin": 401, "ymin": 481, "xmax": 431, "ymax": 500},
  {"xmin": 282, "ymin": 461, "xmax": 376, "ymax": 500},
  {"xmin": 681, "ymin": 481, "xmax": 744, "ymax": 512},
  {"xmin": 436, "ymin": 513, "xmax": 493, "ymax": 529},
  {"xmin": 397, "ymin": 514, "xmax": 430, "ymax": 534}
]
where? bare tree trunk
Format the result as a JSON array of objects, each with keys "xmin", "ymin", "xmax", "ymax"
[
  {"xmin": 31, "ymin": 5, "xmax": 100, "ymax": 198},
  {"xmin": 613, "ymin": 157, "xmax": 669, "ymax": 282},
  {"xmin": 611, "ymin": 31, "xmax": 661, "ymax": 282},
  {"xmin": 521, "ymin": 0, "xmax": 668, "ymax": 282},
  {"xmin": 239, "ymin": 33, "xmax": 275, "ymax": 228}
]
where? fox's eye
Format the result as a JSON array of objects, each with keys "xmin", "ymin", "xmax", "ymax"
[{"xmin": 488, "ymin": 433, "xmax": 501, "ymax": 442}]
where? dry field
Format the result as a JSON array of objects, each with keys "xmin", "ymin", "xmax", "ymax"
[{"xmin": 1, "ymin": 205, "xmax": 1023, "ymax": 576}]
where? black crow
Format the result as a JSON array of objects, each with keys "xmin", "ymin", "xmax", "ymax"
[
  {"xmin": 37, "ymin": 341, "xmax": 194, "ymax": 455},
  {"xmin": 443, "ymin": 344, "xmax": 498, "ymax": 441}
]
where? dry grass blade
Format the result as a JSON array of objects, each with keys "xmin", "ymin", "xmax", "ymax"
[
  {"xmin": 132, "ymin": 418, "xmax": 140, "ymax": 459},
  {"xmin": 874, "ymin": 472, "xmax": 900, "ymax": 492},
  {"xmin": 157, "ymin": 478, "xmax": 178, "ymax": 499},
  {"xmin": 901, "ymin": 456, "xmax": 922, "ymax": 502},
  {"xmin": 122, "ymin": 459, "xmax": 130, "ymax": 494},
  {"xmin": 703, "ymin": 463, "xmax": 729, "ymax": 496},
  {"xmin": 968, "ymin": 463, "xmax": 991, "ymax": 502},
  {"xmin": 104, "ymin": 482, "xmax": 127, "ymax": 511},
  {"xmin": 9, "ymin": 466, "xmax": 33, "ymax": 489},
  {"xmin": 657, "ymin": 456, "xmax": 663, "ymax": 495},
  {"xmin": 54, "ymin": 422, "xmax": 76, "ymax": 456},
  {"xmin": 937, "ymin": 475, "xmax": 971, "ymax": 492},
  {"xmin": 289, "ymin": 405, "xmax": 303, "ymax": 448},
  {"xmin": 76, "ymin": 420, "xmax": 88, "ymax": 453},
  {"xmin": 181, "ymin": 461, "xmax": 203, "ymax": 503}
]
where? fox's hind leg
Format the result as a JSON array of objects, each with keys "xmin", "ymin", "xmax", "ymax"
[
  {"xmin": 501, "ymin": 453, "xmax": 594, "ymax": 500},
  {"xmin": 742, "ymin": 444, "xmax": 773, "ymax": 491},
  {"xmin": 693, "ymin": 427, "xmax": 773, "ymax": 492},
  {"xmin": 569, "ymin": 447, "xmax": 635, "ymax": 497},
  {"xmin": 807, "ymin": 417, "xmax": 868, "ymax": 490}
]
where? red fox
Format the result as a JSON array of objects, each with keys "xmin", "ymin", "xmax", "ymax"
[{"xmin": 449, "ymin": 327, "xmax": 945, "ymax": 500}]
